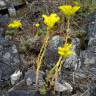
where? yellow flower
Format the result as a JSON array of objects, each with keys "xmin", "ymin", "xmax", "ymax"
[
  {"xmin": 42, "ymin": 13, "xmax": 60, "ymax": 29},
  {"xmin": 35, "ymin": 23, "xmax": 40, "ymax": 28},
  {"xmin": 58, "ymin": 5, "xmax": 80, "ymax": 17},
  {"xmin": 58, "ymin": 43, "xmax": 73, "ymax": 59},
  {"xmin": 8, "ymin": 20, "xmax": 22, "ymax": 28}
]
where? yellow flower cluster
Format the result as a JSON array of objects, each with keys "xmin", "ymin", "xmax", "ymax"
[
  {"xmin": 58, "ymin": 5, "xmax": 80, "ymax": 17},
  {"xmin": 58, "ymin": 43, "xmax": 73, "ymax": 59},
  {"xmin": 8, "ymin": 20, "xmax": 22, "ymax": 28},
  {"xmin": 35, "ymin": 23, "xmax": 40, "ymax": 28},
  {"xmin": 42, "ymin": 13, "xmax": 60, "ymax": 29}
]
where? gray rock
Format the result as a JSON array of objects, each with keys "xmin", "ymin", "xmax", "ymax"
[
  {"xmin": 88, "ymin": 37, "xmax": 96, "ymax": 53},
  {"xmin": 0, "ymin": 0, "xmax": 24, "ymax": 10},
  {"xmin": 89, "ymin": 81, "xmax": 96, "ymax": 96},
  {"xmin": 86, "ymin": 13, "xmax": 96, "ymax": 39},
  {"xmin": 44, "ymin": 35, "xmax": 64, "ymax": 68},
  {"xmin": 0, "ymin": 15, "xmax": 11, "ymax": 26},
  {"xmin": 8, "ymin": 90, "xmax": 34, "ymax": 96},
  {"xmin": 7, "ymin": 79, "xmax": 35, "ymax": 96},
  {"xmin": 80, "ymin": 49, "xmax": 96, "ymax": 76},
  {"xmin": 25, "ymin": 69, "xmax": 44, "ymax": 87},
  {"xmin": 55, "ymin": 81, "xmax": 73, "ymax": 92},
  {"xmin": 0, "ymin": 36, "xmax": 21, "ymax": 87},
  {"xmin": 63, "ymin": 53, "xmax": 78, "ymax": 69},
  {"xmin": 8, "ymin": 6, "xmax": 16, "ymax": 17},
  {"xmin": 0, "ymin": 91, "xmax": 8, "ymax": 96},
  {"xmin": 0, "ymin": 27, "xmax": 5, "ymax": 36},
  {"xmin": 80, "ymin": 13, "xmax": 96, "ymax": 78},
  {"xmin": 80, "ymin": 50, "xmax": 96, "ymax": 65}
]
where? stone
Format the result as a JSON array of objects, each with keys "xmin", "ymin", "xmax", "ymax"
[
  {"xmin": 88, "ymin": 37, "xmax": 96, "ymax": 53},
  {"xmin": 8, "ymin": 79, "xmax": 35, "ymax": 96},
  {"xmin": 88, "ymin": 37, "xmax": 96, "ymax": 48},
  {"xmin": 80, "ymin": 13, "xmax": 96, "ymax": 78},
  {"xmin": 0, "ymin": 91, "xmax": 8, "ymax": 96},
  {"xmin": 89, "ymin": 81, "xmax": 96, "ymax": 96},
  {"xmin": 8, "ymin": 6, "xmax": 16, "ymax": 17},
  {"xmin": 44, "ymin": 35, "xmax": 64, "ymax": 69},
  {"xmin": 80, "ymin": 49, "xmax": 96, "ymax": 78},
  {"xmin": 25, "ymin": 69, "xmax": 44, "ymax": 88},
  {"xmin": 0, "ymin": 27, "xmax": 5, "ymax": 36},
  {"xmin": 63, "ymin": 52, "xmax": 78, "ymax": 69},
  {"xmin": 0, "ymin": 15, "xmax": 11, "ymax": 26},
  {"xmin": 0, "ymin": 0, "xmax": 25, "ymax": 10},
  {"xmin": 0, "ymin": 36, "xmax": 21, "ymax": 88},
  {"xmin": 10, "ymin": 70, "xmax": 22, "ymax": 85},
  {"xmin": 8, "ymin": 90, "xmax": 34, "ymax": 96},
  {"xmin": 80, "ymin": 50, "xmax": 96, "ymax": 67},
  {"xmin": 86, "ymin": 13, "xmax": 96, "ymax": 39},
  {"xmin": 55, "ymin": 81, "xmax": 73, "ymax": 92}
]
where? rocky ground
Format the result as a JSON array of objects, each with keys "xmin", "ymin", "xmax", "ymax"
[{"xmin": 0, "ymin": 1, "xmax": 96, "ymax": 96}]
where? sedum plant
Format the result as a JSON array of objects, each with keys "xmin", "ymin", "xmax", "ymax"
[
  {"xmin": 58, "ymin": 5, "xmax": 80, "ymax": 39},
  {"xmin": 6, "ymin": 20, "xmax": 22, "ymax": 39},
  {"xmin": 46, "ymin": 43, "xmax": 74, "ymax": 89},
  {"xmin": 46, "ymin": 4, "xmax": 80, "ymax": 91},
  {"xmin": 35, "ymin": 13, "xmax": 60, "ymax": 89},
  {"xmin": 58, "ymin": 5, "xmax": 80, "ymax": 17},
  {"xmin": 8, "ymin": 20, "xmax": 22, "ymax": 28},
  {"xmin": 34, "ymin": 23, "xmax": 40, "ymax": 38}
]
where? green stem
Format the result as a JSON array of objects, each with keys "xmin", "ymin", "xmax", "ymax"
[
  {"xmin": 34, "ymin": 31, "xmax": 39, "ymax": 38},
  {"xmin": 65, "ymin": 17, "xmax": 70, "ymax": 43},
  {"xmin": 36, "ymin": 29, "xmax": 50, "ymax": 88},
  {"xmin": 36, "ymin": 29, "xmax": 49, "ymax": 64},
  {"xmin": 54, "ymin": 56, "xmax": 62, "ymax": 82},
  {"xmin": 46, "ymin": 56, "xmax": 62, "ymax": 82}
]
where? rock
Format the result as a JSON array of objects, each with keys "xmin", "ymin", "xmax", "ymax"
[
  {"xmin": 89, "ymin": 81, "xmax": 96, "ymax": 96},
  {"xmin": 0, "ymin": 0, "xmax": 25, "ymax": 10},
  {"xmin": 55, "ymin": 81, "xmax": 73, "ymax": 92},
  {"xmin": 10, "ymin": 70, "xmax": 22, "ymax": 85},
  {"xmin": 8, "ymin": 79, "xmax": 36, "ymax": 96},
  {"xmin": 25, "ymin": 69, "xmax": 44, "ymax": 88},
  {"xmin": 86, "ymin": 13, "xmax": 96, "ymax": 40},
  {"xmin": 8, "ymin": 6, "xmax": 16, "ymax": 17},
  {"xmin": 80, "ymin": 48, "xmax": 96, "ymax": 83},
  {"xmin": 44, "ymin": 35, "xmax": 64, "ymax": 69},
  {"xmin": 0, "ymin": 15, "xmax": 11, "ymax": 26},
  {"xmin": 80, "ymin": 12, "xmax": 96, "ymax": 78},
  {"xmin": 0, "ymin": 91, "xmax": 8, "ymax": 96},
  {"xmin": 88, "ymin": 37, "xmax": 96, "ymax": 52},
  {"xmin": 88, "ymin": 37, "xmax": 96, "ymax": 48},
  {"xmin": 63, "ymin": 52, "xmax": 78, "ymax": 70},
  {"xmin": 8, "ymin": 90, "xmax": 34, "ymax": 96},
  {"xmin": 0, "ymin": 36, "xmax": 21, "ymax": 88},
  {"xmin": 73, "ymin": 72, "xmax": 87, "ymax": 80},
  {"xmin": 80, "ymin": 50, "xmax": 96, "ymax": 73},
  {"xmin": 0, "ymin": 27, "xmax": 5, "ymax": 36}
]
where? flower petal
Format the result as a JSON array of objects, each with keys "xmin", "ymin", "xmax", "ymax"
[{"xmin": 72, "ymin": 6, "xmax": 80, "ymax": 14}]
